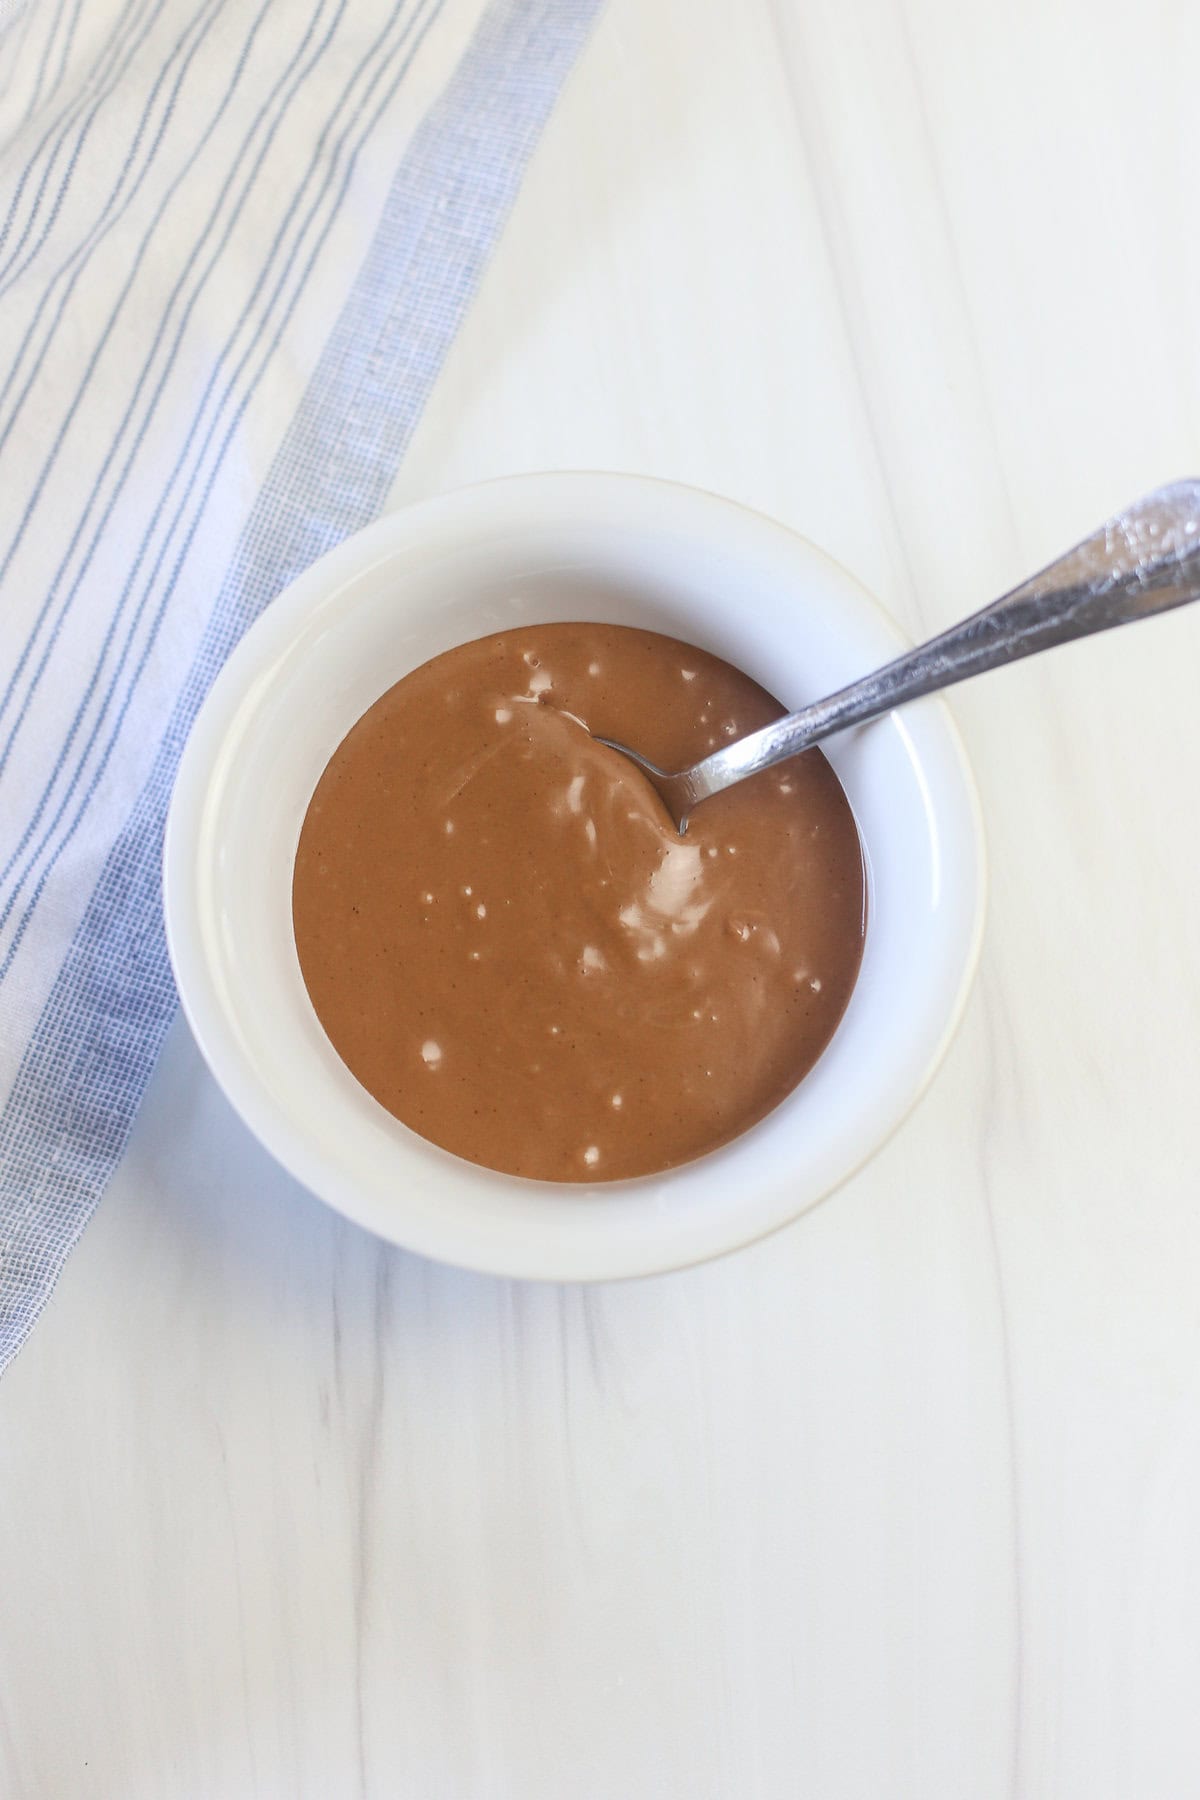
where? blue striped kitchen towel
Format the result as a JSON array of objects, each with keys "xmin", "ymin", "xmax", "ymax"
[{"xmin": 0, "ymin": 0, "xmax": 602, "ymax": 1373}]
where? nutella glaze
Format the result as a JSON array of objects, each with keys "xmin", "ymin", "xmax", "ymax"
[{"xmin": 292, "ymin": 624, "xmax": 865, "ymax": 1182}]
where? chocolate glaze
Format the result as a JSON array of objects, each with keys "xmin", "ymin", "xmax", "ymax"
[{"xmin": 292, "ymin": 624, "xmax": 865, "ymax": 1181}]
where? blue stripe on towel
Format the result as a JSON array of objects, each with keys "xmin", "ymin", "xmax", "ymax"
[{"xmin": 0, "ymin": 0, "xmax": 601, "ymax": 1373}]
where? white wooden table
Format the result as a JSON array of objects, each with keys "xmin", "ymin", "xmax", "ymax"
[{"xmin": 4, "ymin": 2, "xmax": 1200, "ymax": 1794}]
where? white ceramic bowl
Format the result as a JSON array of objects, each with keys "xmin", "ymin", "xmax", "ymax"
[{"xmin": 164, "ymin": 473, "xmax": 985, "ymax": 1280}]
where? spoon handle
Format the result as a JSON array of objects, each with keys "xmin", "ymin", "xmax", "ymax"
[{"xmin": 687, "ymin": 480, "xmax": 1200, "ymax": 806}]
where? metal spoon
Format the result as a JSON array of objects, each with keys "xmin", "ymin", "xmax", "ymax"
[{"xmin": 598, "ymin": 480, "xmax": 1200, "ymax": 832}]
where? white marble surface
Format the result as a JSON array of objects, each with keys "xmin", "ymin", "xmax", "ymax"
[{"xmin": 3, "ymin": 0, "xmax": 1200, "ymax": 1793}]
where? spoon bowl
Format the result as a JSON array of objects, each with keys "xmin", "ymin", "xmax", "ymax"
[{"xmin": 164, "ymin": 472, "xmax": 986, "ymax": 1278}]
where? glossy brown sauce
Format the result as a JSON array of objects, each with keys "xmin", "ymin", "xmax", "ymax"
[{"xmin": 292, "ymin": 624, "xmax": 865, "ymax": 1181}]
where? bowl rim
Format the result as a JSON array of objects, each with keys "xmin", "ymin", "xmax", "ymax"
[{"xmin": 164, "ymin": 470, "xmax": 988, "ymax": 1281}]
